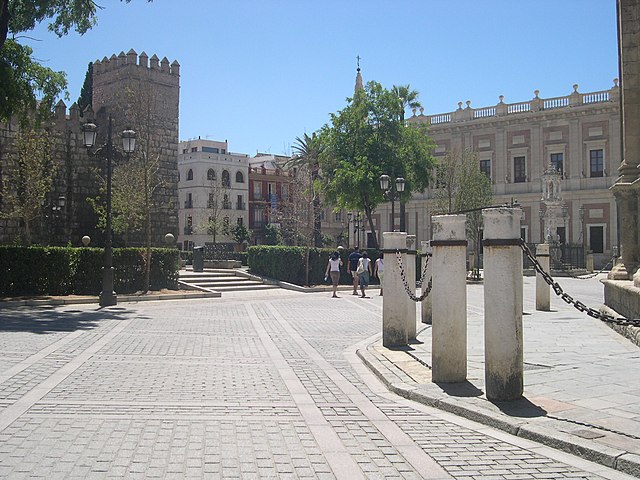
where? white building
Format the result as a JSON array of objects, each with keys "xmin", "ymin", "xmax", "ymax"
[{"xmin": 177, "ymin": 139, "xmax": 249, "ymax": 249}]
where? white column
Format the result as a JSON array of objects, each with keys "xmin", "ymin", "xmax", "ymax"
[
  {"xmin": 420, "ymin": 240, "xmax": 432, "ymax": 325},
  {"xmin": 535, "ymin": 243, "xmax": 551, "ymax": 311},
  {"xmin": 406, "ymin": 235, "xmax": 417, "ymax": 341},
  {"xmin": 382, "ymin": 232, "xmax": 408, "ymax": 347},
  {"xmin": 482, "ymin": 207, "xmax": 524, "ymax": 401},
  {"xmin": 431, "ymin": 215, "xmax": 467, "ymax": 383}
]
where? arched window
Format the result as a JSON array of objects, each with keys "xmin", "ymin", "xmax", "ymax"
[
  {"xmin": 207, "ymin": 169, "xmax": 216, "ymax": 181},
  {"xmin": 187, "ymin": 169, "xmax": 193, "ymax": 181},
  {"xmin": 235, "ymin": 171, "xmax": 244, "ymax": 183},
  {"xmin": 222, "ymin": 170, "xmax": 231, "ymax": 187}
]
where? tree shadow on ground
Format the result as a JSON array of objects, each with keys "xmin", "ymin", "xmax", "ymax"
[{"xmin": 0, "ymin": 306, "xmax": 141, "ymax": 334}]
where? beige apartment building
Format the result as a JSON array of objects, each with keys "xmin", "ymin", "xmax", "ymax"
[
  {"xmin": 332, "ymin": 81, "xmax": 620, "ymax": 267},
  {"xmin": 177, "ymin": 139, "xmax": 249, "ymax": 249}
]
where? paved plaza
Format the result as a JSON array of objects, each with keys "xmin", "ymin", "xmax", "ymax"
[{"xmin": 0, "ymin": 274, "xmax": 637, "ymax": 479}]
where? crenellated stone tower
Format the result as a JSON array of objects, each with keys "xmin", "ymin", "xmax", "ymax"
[
  {"xmin": 0, "ymin": 49, "xmax": 180, "ymax": 247},
  {"xmin": 90, "ymin": 49, "xmax": 180, "ymax": 246}
]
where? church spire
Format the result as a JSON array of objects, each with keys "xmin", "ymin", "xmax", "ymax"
[{"xmin": 354, "ymin": 55, "xmax": 363, "ymax": 93}]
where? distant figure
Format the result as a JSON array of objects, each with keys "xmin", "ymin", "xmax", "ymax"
[
  {"xmin": 347, "ymin": 246, "xmax": 362, "ymax": 295},
  {"xmin": 357, "ymin": 251, "xmax": 372, "ymax": 298},
  {"xmin": 374, "ymin": 253, "xmax": 384, "ymax": 296},
  {"xmin": 324, "ymin": 251, "xmax": 343, "ymax": 298}
]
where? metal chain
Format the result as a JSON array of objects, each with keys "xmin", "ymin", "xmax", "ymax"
[
  {"xmin": 395, "ymin": 250, "xmax": 432, "ymax": 302},
  {"xmin": 519, "ymin": 240, "xmax": 640, "ymax": 328},
  {"xmin": 550, "ymin": 254, "xmax": 616, "ymax": 280}
]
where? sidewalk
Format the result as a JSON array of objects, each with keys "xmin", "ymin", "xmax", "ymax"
[{"xmin": 357, "ymin": 273, "xmax": 640, "ymax": 477}]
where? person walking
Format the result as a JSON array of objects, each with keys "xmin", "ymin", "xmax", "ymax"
[
  {"xmin": 347, "ymin": 246, "xmax": 362, "ymax": 296},
  {"xmin": 357, "ymin": 251, "xmax": 372, "ymax": 298},
  {"xmin": 324, "ymin": 251, "xmax": 343, "ymax": 298},
  {"xmin": 374, "ymin": 253, "xmax": 384, "ymax": 296}
]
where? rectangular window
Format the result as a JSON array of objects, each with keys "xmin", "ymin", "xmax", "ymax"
[
  {"xmin": 334, "ymin": 211, "xmax": 343, "ymax": 222},
  {"xmin": 202, "ymin": 146, "xmax": 219, "ymax": 153},
  {"xmin": 590, "ymin": 149, "xmax": 604, "ymax": 177},
  {"xmin": 589, "ymin": 225, "xmax": 604, "ymax": 253},
  {"xmin": 185, "ymin": 193, "xmax": 193, "ymax": 209},
  {"xmin": 208, "ymin": 193, "xmax": 215, "ymax": 209},
  {"xmin": 191, "ymin": 147, "xmax": 198, "ymax": 152},
  {"xmin": 236, "ymin": 195, "xmax": 244, "ymax": 210},
  {"xmin": 253, "ymin": 182, "xmax": 262, "ymax": 199},
  {"xmin": 557, "ymin": 226, "xmax": 566, "ymax": 244},
  {"xmin": 513, "ymin": 156, "xmax": 526, "ymax": 183},
  {"xmin": 550, "ymin": 153, "xmax": 563, "ymax": 176},
  {"xmin": 182, "ymin": 148, "xmax": 188, "ymax": 154},
  {"xmin": 479, "ymin": 159, "xmax": 491, "ymax": 179},
  {"xmin": 281, "ymin": 184, "xmax": 289, "ymax": 201}
]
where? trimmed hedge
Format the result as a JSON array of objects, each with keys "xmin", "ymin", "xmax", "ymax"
[
  {"xmin": 247, "ymin": 246, "xmax": 382, "ymax": 286},
  {"xmin": 0, "ymin": 246, "xmax": 180, "ymax": 296}
]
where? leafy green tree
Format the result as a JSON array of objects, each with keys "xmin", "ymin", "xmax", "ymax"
[
  {"xmin": 392, "ymin": 84, "xmax": 422, "ymax": 231},
  {"xmin": 318, "ymin": 80, "xmax": 435, "ymax": 247},
  {"xmin": 264, "ymin": 223, "xmax": 283, "ymax": 246},
  {"xmin": 0, "ymin": 0, "xmax": 151, "ymax": 121},
  {"xmin": 231, "ymin": 223, "xmax": 251, "ymax": 249},
  {"xmin": 433, "ymin": 148, "xmax": 493, "ymax": 279},
  {"xmin": 0, "ymin": 126, "xmax": 56, "ymax": 244}
]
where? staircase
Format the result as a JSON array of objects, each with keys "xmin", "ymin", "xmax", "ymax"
[{"xmin": 179, "ymin": 269, "xmax": 279, "ymax": 293}]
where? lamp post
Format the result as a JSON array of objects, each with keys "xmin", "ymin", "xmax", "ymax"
[
  {"xmin": 82, "ymin": 115, "xmax": 136, "ymax": 307},
  {"xmin": 379, "ymin": 174, "xmax": 405, "ymax": 232}
]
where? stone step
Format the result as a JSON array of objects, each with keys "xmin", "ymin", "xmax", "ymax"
[
  {"xmin": 194, "ymin": 280, "xmax": 265, "ymax": 288},
  {"xmin": 211, "ymin": 284, "xmax": 280, "ymax": 292}
]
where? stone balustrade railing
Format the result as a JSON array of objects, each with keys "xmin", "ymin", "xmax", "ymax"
[{"xmin": 410, "ymin": 80, "xmax": 619, "ymax": 125}]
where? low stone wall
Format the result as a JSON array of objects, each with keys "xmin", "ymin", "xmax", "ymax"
[
  {"xmin": 203, "ymin": 260, "xmax": 241, "ymax": 269},
  {"xmin": 602, "ymin": 279, "xmax": 640, "ymax": 320}
]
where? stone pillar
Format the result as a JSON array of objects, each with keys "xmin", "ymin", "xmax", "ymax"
[
  {"xmin": 482, "ymin": 208, "xmax": 524, "ymax": 401},
  {"xmin": 586, "ymin": 252, "xmax": 594, "ymax": 272},
  {"xmin": 431, "ymin": 215, "xmax": 467, "ymax": 383},
  {"xmin": 610, "ymin": 0, "xmax": 640, "ymax": 283},
  {"xmin": 420, "ymin": 240, "xmax": 432, "ymax": 325},
  {"xmin": 382, "ymin": 232, "xmax": 408, "ymax": 347},
  {"xmin": 406, "ymin": 235, "xmax": 417, "ymax": 341},
  {"xmin": 535, "ymin": 243, "xmax": 551, "ymax": 311}
]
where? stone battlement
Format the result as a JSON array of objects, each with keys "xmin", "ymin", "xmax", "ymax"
[{"xmin": 93, "ymin": 49, "xmax": 180, "ymax": 78}]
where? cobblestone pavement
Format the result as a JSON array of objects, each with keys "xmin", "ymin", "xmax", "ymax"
[{"xmin": 0, "ymin": 288, "xmax": 634, "ymax": 479}]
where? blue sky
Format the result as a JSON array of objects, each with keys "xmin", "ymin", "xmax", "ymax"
[{"xmin": 23, "ymin": 0, "xmax": 618, "ymax": 156}]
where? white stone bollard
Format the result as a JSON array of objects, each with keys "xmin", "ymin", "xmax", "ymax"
[
  {"xmin": 482, "ymin": 207, "xmax": 524, "ymax": 401},
  {"xmin": 586, "ymin": 252, "xmax": 594, "ymax": 272},
  {"xmin": 406, "ymin": 235, "xmax": 417, "ymax": 341},
  {"xmin": 382, "ymin": 232, "xmax": 409, "ymax": 347},
  {"xmin": 420, "ymin": 240, "xmax": 432, "ymax": 325},
  {"xmin": 535, "ymin": 243, "xmax": 551, "ymax": 311},
  {"xmin": 431, "ymin": 215, "xmax": 467, "ymax": 383}
]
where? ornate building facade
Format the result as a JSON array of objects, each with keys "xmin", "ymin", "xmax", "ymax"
[{"xmin": 337, "ymin": 82, "xmax": 620, "ymax": 267}]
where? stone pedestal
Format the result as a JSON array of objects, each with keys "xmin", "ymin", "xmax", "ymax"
[
  {"xmin": 536, "ymin": 243, "xmax": 551, "ymax": 311},
  {"xmin": 420, "ymin": 240, "xmax": 432, "ymax": 325},
  {"xmin": 431, "ymin": 215, "xmax": 467, "ymax": 383},
  {"xmin": 482, "ymin": 208, "xmax": 523, "ymax": 401},
  {"xmin": 406, "ymin": 235, "xmax": 417, "ymax": 341},
  {"xmin": 382, "ymin": 232, "xmax": 408, "ymax": 347}
]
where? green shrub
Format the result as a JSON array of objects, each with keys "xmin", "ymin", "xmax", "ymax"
[{"xmin": 0, "ymin": 246, "xmax": 180, "ymax": 297}]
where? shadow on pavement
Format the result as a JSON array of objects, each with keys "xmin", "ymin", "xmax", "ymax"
[
  {"xmin": 0, "ymin": 307, "xmax": 139, "ymax": 334},
  {"xmin": 434, "ymin": 381, "xmax": 484, "ymax": 397},
  {"xmin": 492, "ymin": 397, "xmax": 548, "ymax": 418}
]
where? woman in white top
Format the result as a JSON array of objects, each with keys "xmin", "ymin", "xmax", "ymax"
[
  {"xmin": 374, "ymin": 253, "xmax": 384, "ymax": 296},
  {"xmin": 324, "ymin": 252, "xmax": 343, "ymax": 298},
  {"xmin": 357, "ymin": 251, "xmax": 372, "ymax": 298}
]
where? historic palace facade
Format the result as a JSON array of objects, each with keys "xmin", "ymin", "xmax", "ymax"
[{"xmin": 342, "ymin": 82, "xmax": 620, "ymax": 267}]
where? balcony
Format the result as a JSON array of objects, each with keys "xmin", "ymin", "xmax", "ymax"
[
  {"xmin": 223, "ymin": 201, "xmax": 232, "ymax": 210},
  {"xmin": 236, "ymin": 202, "xmax": 246, "ymax": 210},
  {"xmin": 183, "ymin": 226, "xmax": 193, "ymax": 235}
]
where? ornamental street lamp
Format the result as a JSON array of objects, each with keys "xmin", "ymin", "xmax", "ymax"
[
  {"xmin": 82, "ymin": 115, "xmax": 136, "ymax": 307},
  {"xmin": 379, "ymin": 174, "xmax": 405, "ymax": 232}
]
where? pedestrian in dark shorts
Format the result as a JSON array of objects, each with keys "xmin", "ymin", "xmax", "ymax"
[{"xmin": 347, "ymin": 246, "xmax": 362, "ymax": 295}]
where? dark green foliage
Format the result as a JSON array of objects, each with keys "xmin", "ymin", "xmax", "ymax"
[
  {"xmin": 77, "ymin": 62, "xmax": 92, "ymax": 114},
  {"xmin": 247, "ymin": 246, "xmax": 380, "ymax": 286},
  {"xmin": 0, "ymin": 246, "xmax": 179, "ymax": 296}
]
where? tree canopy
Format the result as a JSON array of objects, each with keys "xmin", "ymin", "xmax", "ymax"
[
  {"xmin": 0, "ymin": 0, "xmax": 150, "ymax": 121},
  {"xmin": 318, "ymin": 80, "xmax": 435, "ymax": 247}
]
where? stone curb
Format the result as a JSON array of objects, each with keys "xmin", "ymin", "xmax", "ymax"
[
  {"xmin": 356, "ymin": 342, "xmax": 640, "ymax": 477},
  {"xmin": 0, "ymin": 291, "xmax": 221, "ymax": 309}
]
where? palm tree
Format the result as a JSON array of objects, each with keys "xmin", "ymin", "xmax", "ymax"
[
  {"xmin": 288, "ymin": 133, "xmax": 324, "ymax": 247},
  {"xmin": 392, "ymin": 85, "xmax": 422, "ymax": 232}
]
